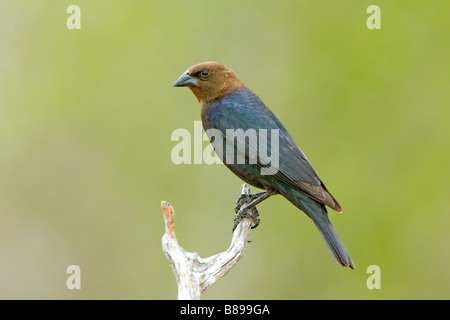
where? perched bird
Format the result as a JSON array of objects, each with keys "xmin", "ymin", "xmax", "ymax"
[{"xmin": 173, "ymin": 62, "xmax": 354, "ymax": 269}]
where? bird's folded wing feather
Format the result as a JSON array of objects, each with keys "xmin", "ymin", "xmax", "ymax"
[{"xmin": 213, "ymin": 96, "xmax": 341, "ymax": 212}]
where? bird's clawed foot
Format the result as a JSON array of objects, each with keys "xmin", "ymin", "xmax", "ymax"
[
  {"xmin": 232, "ymin": 185, "xmax": 268, "ymax": 232},
  {"xmin": 233, "ymin": 198, "xmax": 260, "ymax": 232}
]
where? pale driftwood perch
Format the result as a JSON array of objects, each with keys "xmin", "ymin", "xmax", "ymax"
[{"xmin": 161, "ymin": 185, "xmax": 255, "ymax": 300}]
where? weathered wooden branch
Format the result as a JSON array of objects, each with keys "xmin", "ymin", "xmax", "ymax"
[{"xmin": 161, "ymin": 185, "xmax": 255, "ymax": 300}]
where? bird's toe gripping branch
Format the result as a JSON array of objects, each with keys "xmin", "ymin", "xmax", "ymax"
[
  {"xmin": 233, "ymin": 200, "xmax": 260, "ymax": 232},
  {"xmin": 232, "ymin": 185, "xmax": 271, "ymax": 232}
]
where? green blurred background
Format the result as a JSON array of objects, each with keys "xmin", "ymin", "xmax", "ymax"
[{"xmin": 1, "ymin": 0, "xmax": 449, "ymax": 299}]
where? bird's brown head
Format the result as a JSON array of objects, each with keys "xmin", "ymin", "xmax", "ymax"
[{"xmin": 173, "ymin": 62, "xmax": 244, "ymax": 104}]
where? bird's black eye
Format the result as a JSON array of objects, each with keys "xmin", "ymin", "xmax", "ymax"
[{"xmin": 200, "ymin": 70, "xmax": 210, "ymax": 78}]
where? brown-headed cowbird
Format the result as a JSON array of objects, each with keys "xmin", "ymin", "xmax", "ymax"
[{"xmin": 173, "ymin": 62, "xmax": 354, "ymax": 269}]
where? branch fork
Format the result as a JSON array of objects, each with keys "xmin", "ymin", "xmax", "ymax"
[{"xmin": 161, "ymin": 185, "xmax": 256, "ymax": 300}]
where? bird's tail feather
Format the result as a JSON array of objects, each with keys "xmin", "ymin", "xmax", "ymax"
[
  {"xmin": 311, "ymin": 211, "xmax": 355, "ymax": 269},
  {"xmin": 281, "ymin": 187, "xmax": 355, "ymax": 269}
]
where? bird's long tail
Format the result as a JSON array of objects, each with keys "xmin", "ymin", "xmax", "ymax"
[{"xmin": 280, "ymin": 187, "xmax": 355, "ymax": 269}]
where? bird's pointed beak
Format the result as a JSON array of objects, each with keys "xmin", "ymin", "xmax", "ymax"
[{"xmin": 173, "ymin": 70, "xmax": 198, "ymax": 87}]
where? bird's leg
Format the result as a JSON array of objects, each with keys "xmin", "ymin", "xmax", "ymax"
[
  {"xmin": 234, "ymin": 192, "xmax": 266, "ymax": 214},
  {"xmin": 232, "ymin": 187, "xmax": 271, "ymax": 232}
]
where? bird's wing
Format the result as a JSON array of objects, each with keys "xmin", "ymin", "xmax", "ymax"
[{"xmin": 212, "ymin": 93, "xmax": 342, "ymax": 212}]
